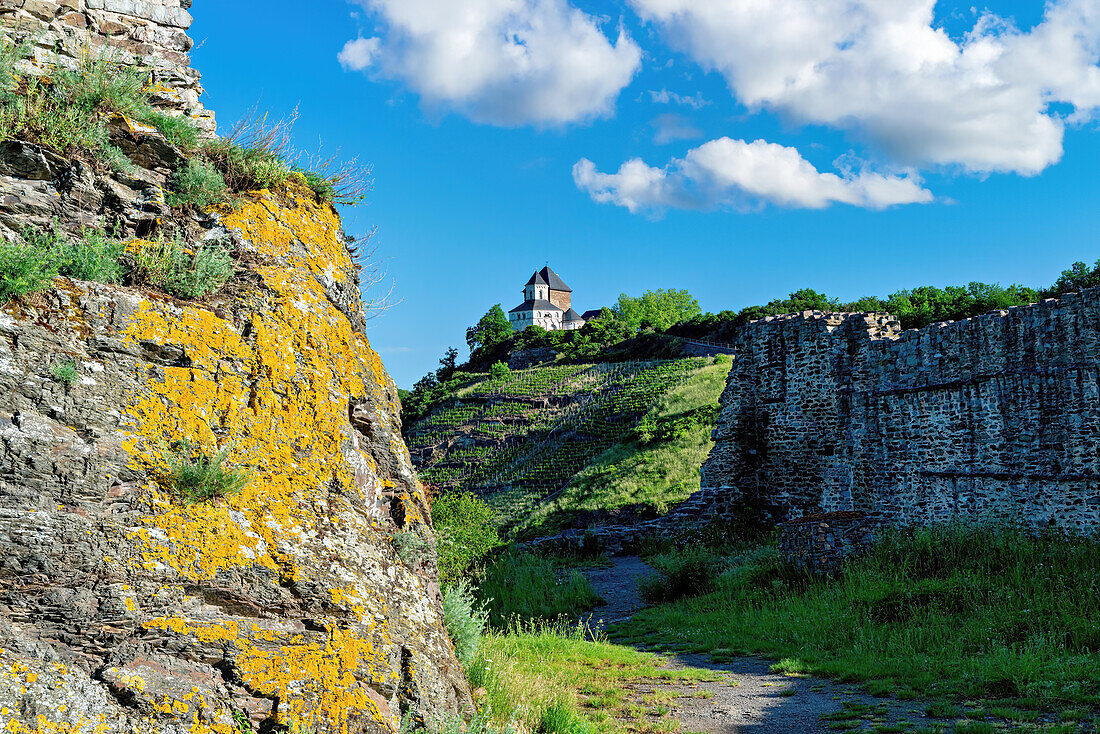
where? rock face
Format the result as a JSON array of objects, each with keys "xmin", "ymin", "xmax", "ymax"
[
  {"xmin": 0, "ymin": 2, "xmax": 472, "ymax": 732},
  {"xmin": 0, "ymin": 183, "xmax": 472, "ymax": 732},
  {"xmin": 701, "ymin": 296, "xmax": 1100, "ymax": 532}
]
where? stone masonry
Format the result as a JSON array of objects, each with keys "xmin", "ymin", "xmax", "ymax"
[
  {"xmin": 0, "ymin": 0, "xmax": 214, "ymax": 133},
  {"xmin": 701, "ymin": 290, "xmax": 1100, "ymax": 533}
]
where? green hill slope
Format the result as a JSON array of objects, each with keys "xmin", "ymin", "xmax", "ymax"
[{"xmin": 405, "ymin": 357, "xmax": 730, "ymax": 536}]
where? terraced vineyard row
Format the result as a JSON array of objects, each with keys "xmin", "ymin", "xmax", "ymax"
[{"xmin": 406, "ymin": 358, "xmax": 712, "ymax": 525}]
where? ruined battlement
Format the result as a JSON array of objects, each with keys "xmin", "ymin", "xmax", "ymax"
[{"xmin": 702, "ymin": 289, "xmax": 1100, "ymax": 533}]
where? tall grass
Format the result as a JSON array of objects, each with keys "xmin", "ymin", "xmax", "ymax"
[
  {"xmin": 477, "ymin": 550, "xmax": 603, "ymax": 628},
  {"xmin": 617, "ymin": 523, "xmax": 1100, "ymax": 711}
]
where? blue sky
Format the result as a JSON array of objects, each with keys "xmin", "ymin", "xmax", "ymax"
[{"xmin": 191, "ymin": 1, "xmax": 1099, "ymax": 388}]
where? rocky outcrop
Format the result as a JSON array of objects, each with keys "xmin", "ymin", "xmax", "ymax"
[
  {"xmin": 0, "ymin": 2, "xmax": 472, "ymax": 732},
  {"xmin": 0, "ymin": 180, "xmax": 472, "ymax": 732}
]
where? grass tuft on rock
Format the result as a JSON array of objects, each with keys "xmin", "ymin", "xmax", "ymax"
[{"xmin": 165, "ymin": 442, "xmax": 249, "ymax": 505}]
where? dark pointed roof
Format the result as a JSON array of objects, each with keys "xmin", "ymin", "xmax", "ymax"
[
  {"xmin": 509, "ymin": 299, "xmax": 562, "ymax": 314},
  {"xmin": 581, "ymin": 309, "xmax": 604, "ymax": 321},
  {"xmin": 525, "ymin": 266, "xmax": 572, "ymax": 292},
  {"xmin": 563, "ymin": 308, "xmax": 583, "ymax": 322}
]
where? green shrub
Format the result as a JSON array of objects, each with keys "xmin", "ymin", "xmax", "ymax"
[
  {"xmin": 391, "ymin": 529, "xmax": 435, "ymax": 566},
  {"xmin": 636, "ymin": 546, "xmax": 727, "ymax": 604},
  {"xmin": 148, "ymin": 111, "xmax": 199, "ymax": 151},
  {"xmin": 432, "ymin": 491, "xmax": 501, "ymax": 583},
  {"xmin": 167, "ymin": 157, "xmax": 228, "ymax": 209},
  {"xmin": 203, "ymin": 137, "xmax": 290, "ymax": 193},
  {"xmin": 441, "ymin": 579, "xmax": 487, "ymax": 668},
  {"xmin": 52, "ymin": 227, "xmax": 126, "ymax": 283},
  {"xmin": 132, "ymin": 237, "xmax": 234, "ymax": 298},
  {"xmin": 490, "ymin": 361, "xmax": 511, "ymax": 379},
  {"xmin": 164, "ymin": 441, "xmax": 249, "ymax": 504},
  {"xmin": 0, "ymin": 237, "xmax": 59, "ymax": 302},
  {"xmin": 478, "ymin": 550, "xmax": 602, "ymax": 627},
  {"xmin": 404, "ymin": 713, "xmax": 516, "ymax": 734},
  {"xmin": 49, "ymin": 358, "xmax": 78, "ymax": 386}
]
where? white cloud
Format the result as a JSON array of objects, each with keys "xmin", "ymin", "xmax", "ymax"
[
  {"xmin": 628, "ymin": 0, "xmax": 1100, "ymax": 175},
  {"xmin": 649, "ymin": 88, "xmax": 711, "ymax": 109},
  {"xmin": 651, "ymin": 113, "xmax": 702, "ymax": 144},
  {"xmin": 574, "ymin": 138, "xmax": 933, "ymax": 214},
  {"xmin": 343, "ymin": 0, "xmax": 642, "ymax": 126},
  {"xmin": 338, "ymin": 37, "xmax": 382, "ymax": 71}
]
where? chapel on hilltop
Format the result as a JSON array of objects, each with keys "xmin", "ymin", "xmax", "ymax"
[{"xmin": 509, "ymin": 266, "xmax": 587, "ymax": 332}]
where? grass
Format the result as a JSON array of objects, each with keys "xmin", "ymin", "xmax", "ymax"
[
  {"xmin": 0, "ymin": 43, "xmax": 145, "ymax": 167},
  {"xmin": 515, "ymin": 360, "xmax": 730, "ymax": 537},
  {"xmin": 615, "ymin": 523, "xmax": 1100, "ymax": 720},
  {"xmin": 129, "ymin": 237, "xmax": 234, "ymax": 299},
  {"xmin": 477, "ymin": 550, "xmax": 604, "ymax": 628},
  {"xmin": 470, "ymin": 621, "xmax": 724, "ymax": 734},
  {"xmin": 0, "ymin": 40, "xmax": 367, "ymax": 212},
  {"xmin": 164, "ymin": 442, "xmax": 249, "ymax": 504},
  {"xmin": 49, "ymin": 358, "xmax": 78, "ymax": 386}
]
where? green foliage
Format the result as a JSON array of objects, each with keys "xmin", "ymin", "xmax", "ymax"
[
  {"xmin": 468, "ymin": 304, "xmax": 514, "ymax": 351},
  {"xmin": 558, "ymin": 308, "xmax": 631, "ymax": 361},
  {"xmin": 441, "ymin": 579, "xmax": 488, "ymax": 668},
  {"xmin": 1050, "ymin": 259, "xmax": 1100, "ymax": 296},
  {"xmin": 614, "ymin": 288, "xmax": 701, "ymax": 332},
  {"xmin": 636, "ymin": 546, "xmax": 727, "ymax": 604},
  {"xmin": 477, "ymin": 550, "xmax": 602, "ymax": 628},
  {"xmin": 432, "ymin": 491, "xmax": 501, "ymax": 583},
  {"xmin": 167, "ymin": 157, "xmax": 229, "ymax": 209},
  {"xmin": 391, "ymin": 529, "xmax": 435, "ymax": 566},
  {"xmin": 490, "ymin": 361, "xmax": 511, "ymax": 379},
  {"xmin": 0, "ymin": 46, "xmax": 154, "ymax": 166},
  {"xmin": 619, "ymin": 524, "xmax": 1100, "ymax": 712},
  {"xmin": 49, "ymin": 358, "xmax": 78, "ymax": 386},
  {"xmin": 202, "ymin": 137, "xmax": 290, "ymax": 193},
  {"xmin": 132, "ymin": 237, "xmax": 234, "ymax": 299},
  {"xmin": 0, "ymin": 237, "xmax": 59, "ymax": 302},
  {"xmin": 148, "ymin": 111, "xmax": 199, "ymax": 151},
  {"xmin": 164, "ymin": 442, "xmax": 249, "ymax": 504}
]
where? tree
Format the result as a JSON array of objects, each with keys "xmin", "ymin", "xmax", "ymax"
[
  {"xmin": 1050, "ymin": 259, "xmax": 1100, "ymax": 296},
  {"xmin": 436, "ymin": 347, "xmax": 459, "ymax": 381},
  {"xmin": 614, "ymin": 289, "xmax": 702, "ymax": 332},
  {"xmin": 465, "ymin": 304, "xmax": 513, "ymax": 351}
]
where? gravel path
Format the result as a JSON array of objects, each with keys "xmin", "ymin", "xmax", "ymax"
[{"xmin": 579, "ymin": 556, "xmax": 939, "ymax": 733}]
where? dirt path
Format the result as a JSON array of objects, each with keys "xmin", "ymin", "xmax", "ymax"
[{"xmin": 579, "ymin": 556, "xmax": 941, "ymax": 733}]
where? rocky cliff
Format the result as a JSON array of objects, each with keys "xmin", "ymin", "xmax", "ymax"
[{"xmin": 0, "ymin": 4, "xmax": 472, "ymax": 733}]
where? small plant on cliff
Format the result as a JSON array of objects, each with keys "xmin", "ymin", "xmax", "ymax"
[
  {"xmin": 21, "ymin": 224, "xmax": 127, "ymax": 285},
  {"xmin": 167, "ymin": 157, "xmax": 229, "ymax": 209},
  {"xmin": 0, "ymin": 46, "xmax": 146, "ymax": 169},
  {"xmin": 148, "ymin": 111, "xmax": 200, "ymax": 151},
  {"xmin": 130, "ymin": 236, "xmax": 234, "ymax": 298},
  {"xmin": 164, "ymin": 441, "xmax": 250, "ymax": 504},
  {"xmin": 441, "ymin": 579, "xmax": 488, "ymax": 668},
  {"xmin": 0, "ymin": 237, "xmax": 59, "ymax": 303},
  {"xmin": 49, "ymin": 358, "xmax": 78, "ymax": 386},
  {"xmin": 391, "ymin": 529, "xmax": 435, "ymax": 566}
]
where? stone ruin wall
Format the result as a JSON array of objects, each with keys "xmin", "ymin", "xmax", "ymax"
[
  {"xmin": 0, "ymin": 0, "xmax": 214, "ymax": 133},
  {"xmin": 701, "ymin": 289, "xmax": 1100, "ymax": 534}
]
